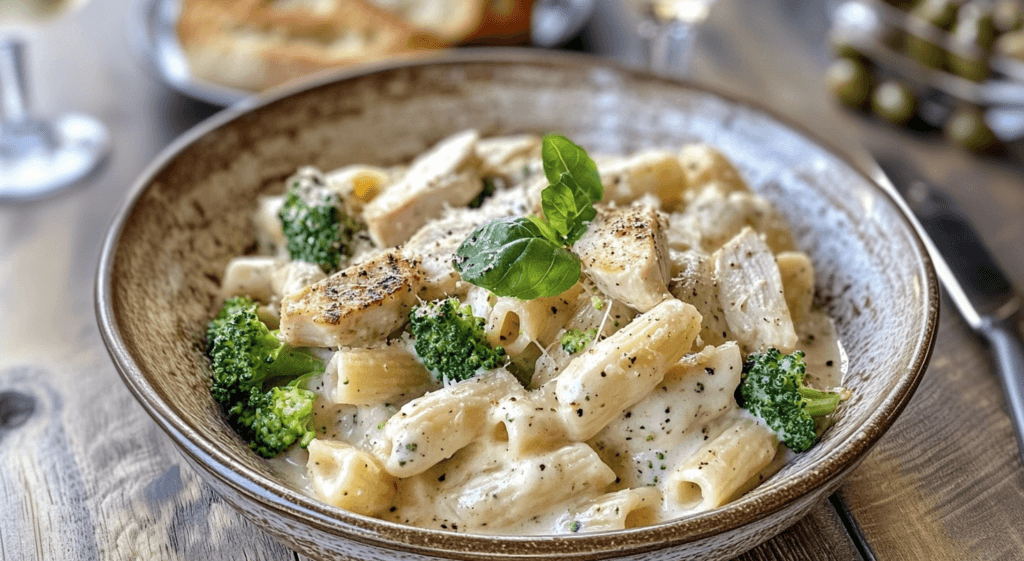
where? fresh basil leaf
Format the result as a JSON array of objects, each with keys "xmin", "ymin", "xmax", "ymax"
[
  {"xmin": 541, "ymin": 175, "xmax": 594, "ymax": 244},
  {"xmin": 540, "ymin": 181, "xmax": 577, "ymax": 239},
  {"xmin": 454, "ymin": 217, "xmax": 581, "ymax": 300},
  {"xmin": 542, "ymin": 134, "xmax": 604, "ymax": 203},
  {"xmin": 526, "ymin": 215, "xmax": 561, "ymax": 244}
]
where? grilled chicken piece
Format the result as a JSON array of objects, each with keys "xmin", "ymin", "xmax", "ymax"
[
  {"xmin": 713, "ymin": 228, "xmax": 797, "ymax": 353},
  {"xmin": 667, "ymin": 189, "xmax": 796, "ymax": 255},
  {"xmin": 599, "ymin": 150, "xmax": 688, "ymax": 210},
  {"xmin": 776, "ymin": 251, "xmax": 815, "ymax": 326},
  {"xmin": 363, "ymin": 130, "xmax": 483, "ymax": 248},
  {"xmin": 279, "ymin": 252, "xmax": 422, "ymax": 347},
  {"xmin": 573, "ymin": 205, "xmax": 672, "ymax": 312},
  {"xmin": 668, "ymin": 249, "xmax": 730, "ymax": 349}
]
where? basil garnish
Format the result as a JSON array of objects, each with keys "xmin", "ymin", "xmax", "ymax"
[
  {"xmin": 454, "ymin": 134, "xmax": 603, "ymax": 299},
  {"xmin": 453, "ymin": 218, "xmax": 580, "ymax": 300}
]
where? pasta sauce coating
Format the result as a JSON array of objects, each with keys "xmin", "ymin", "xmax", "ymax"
[{"xmin": 220, "ymin": 131, "xmax": 849, "ymax": 534}]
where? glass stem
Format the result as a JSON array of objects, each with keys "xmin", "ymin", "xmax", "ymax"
[
  {"xmin": 0, "ymin": 38, "xmax": 30, "ymax": 124},
  {"xmin": 640, "ymin": 17, "xmax": 698, "ymax": 78},
  {"xmin": 654, "ymin": 20, "xmax": 697, "ymax": 77}
]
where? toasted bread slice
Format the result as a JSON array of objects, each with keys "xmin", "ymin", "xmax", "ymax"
[
  {"xmin": 364, "ymin": 0, "xmax": 485, "ymax": 43},
  {"xmin": 177, "ymin": 0, "xmax": 446, "ymax": 92}
]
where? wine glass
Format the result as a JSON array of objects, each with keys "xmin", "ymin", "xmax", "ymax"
[
  {"xmin": 632, "ymin": 0, "xmax": 720, "ymax": 77},
  {"xmin": 0, "ymin": 0, "xmax": 110, "ymax": 201}
]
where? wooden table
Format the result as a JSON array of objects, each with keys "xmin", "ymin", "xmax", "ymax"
[{"xmin": 2, "ymin": 0, "xmax": 1022, "ymax": 559}]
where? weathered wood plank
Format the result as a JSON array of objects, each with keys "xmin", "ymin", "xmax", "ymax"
[
  {"xmin": 838, "ymin": 309, "xmax": 1024, "ymax": 561},
  {"xmin": 0, "ymin": 4, "xmax": 298, "ymax": 560},
  {"xmin": 4, "ymin": 0, "xmax": 1024, "ymax": 560},
  {"xmin": 0, "ymin": 357, "xmax": 299, "ymax": 561},
  {"xmin": 734, "ymin": 500, "xmax": 862, "ymax": 561}
]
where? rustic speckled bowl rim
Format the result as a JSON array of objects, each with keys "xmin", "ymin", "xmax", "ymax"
[{"xmin": 96, "ymin": 49, "xmax": 939, "ymax": 557}]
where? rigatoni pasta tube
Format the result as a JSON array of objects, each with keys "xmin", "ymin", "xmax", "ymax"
[
  {"xmin": 384, "ymin": 369, "xmax": 523, "ymax": 477},
  {"xmin": 306, "ymin": 439, "xmax": 395, "ymax": 517},
  {"xmin": 446, "ymin": 443, "xmax": 616, "ymax": 530},
  {"xmin": 560, "ymin": 487, "xmax": 661, "ymax": 533},
  {"xmin": 323, "ymin": 345, "xmax": 432, "ymax": 406},
  {"xmin": 493, "ymin": 387, "xmax": 568, "ymax": 456},
  {"xmin": 485, "ymin": 285, "xmax": 582, "ymax": 356},
  {"xmin": 665, "ymin": 419, "xmax": 778, "ymax": 512},
  {"xmin": 554, "ymin": 298, "xmax": 702, "ymax": 441}
]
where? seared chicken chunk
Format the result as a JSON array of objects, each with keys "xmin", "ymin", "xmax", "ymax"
[
  {"xmin": 402, "ymin": 213, "xmax": 480, "ymax": 300},
  {"xmin": 573, "ymin": 205, "xmax": 672, "ymax": 312},
  {"xmin": 668, "ymin": 249, "xmax": 730, "ymax": 349},
  {"xmin": 279, "ymin": 252, "xmax": 422, "ymax": 347},
  {"xmin": 667, "ymin": 189, "xmax": 795, "ymax": 254},
  {"xmin": 363, "ymin": 130, "xmax": 483, "ymax": 248},
  {"xmin": 713, "ymin": 228, "xmax": 797, "ymax": 353}
]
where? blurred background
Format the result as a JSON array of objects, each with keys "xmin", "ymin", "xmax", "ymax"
[{"xmin": 3, "ymin": 0, "xmax": 1024, "ymax": 559}]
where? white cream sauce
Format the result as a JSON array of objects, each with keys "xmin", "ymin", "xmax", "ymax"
[{"xmin": 267, "ymin": 309, "xmax": 847, "ymax": 534}]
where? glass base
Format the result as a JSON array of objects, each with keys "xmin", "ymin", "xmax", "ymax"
[{"xmin": 0, "ymin": 112, "xmax": 110, "ymax": 201}]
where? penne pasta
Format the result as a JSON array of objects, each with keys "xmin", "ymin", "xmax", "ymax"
[
  {"xmin": 598, "ymin": 149, "xmax": 688, "ymax": 209},
  {"xmin": 322, "ymin": 344, "xmax": 435, "ymax": 406},
  {"xmin": 221, "ymin": 256, "xmax": 283, "ymax": 302},
  {"xmin": 553, "ymin": 298, "xmax": 702, "ymax": 441},
  {"xmin": 444, "ymin": 442, "xmax": 617, "ymax": 530},
  {"xmin": 556, "ymin": 487, "xmax": 662, "ymax": 533},
  {"xmin": 307, "ymin": 439, "xmax": 396, "ymax": 517},
  {"xmin": 665, "ymin": 419, "xmax": 779, "ymax": 513},
  {"xmin": 485, "ymin": 284, "xmax": 583, "ymax": 356},
  {"xmin": 383, "ymin": 369, "xmax": 523, "ymax": 477},
  {"xmin": 212, "ymin": 132, "xmax": 848, "ymax": 535},
  {"xmin": 776, "ymin": 251, "xmax": 815, "ymax": 326}
]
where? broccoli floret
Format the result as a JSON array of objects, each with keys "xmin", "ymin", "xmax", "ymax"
[
  {"xmin": 278, "ymin": 173, "xmax": 363, "ymax": 274},
  {"xmin": 206, "ymin": 297, "xmax": 324, "ymax": 457},
  {"xmin": 739, "ymin": 348, "xmax": 841, "ymax": 453},
  {"xmin": 241, "ymin": 385, "xmax": 318, "ymax": 458},
  {"xmin": 408, "ymin": 298, "xmax": 506, "ymax": 383},
  {"xmin": 561, "ymin": 328, "xmax": 597, "ymax": 354}
]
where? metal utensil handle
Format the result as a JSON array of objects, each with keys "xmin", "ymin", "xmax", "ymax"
[{"xmin": 980, "ymin": 314, "xmax": 1024, "ymax": 468}]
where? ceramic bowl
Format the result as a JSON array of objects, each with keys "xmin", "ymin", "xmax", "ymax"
[{"xmin": 96, "ymin": 50, "xmax": 938, "ymax": 560}]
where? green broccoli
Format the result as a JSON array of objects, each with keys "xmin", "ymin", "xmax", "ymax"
[
  {"xmin": 278, "ymin": 177, "xmax": 363, "ymax": 274},
  {"xmin": 241, "ymin": 385, "xmax": 318, "ymax": 458},
  {"xmin": 206, "ymin": 297, "xmax": 324, "ymax": 457},
  {"xmin": 561, "ymin": 328, "xmax": 598, "ymax": 354},
  {"xmin": 739, "ymin": 348, "xmax": 841, "ymax": 453},
  {"xmin": 408, "ymin": 298, "xmax": 506, "ymax": 383}
]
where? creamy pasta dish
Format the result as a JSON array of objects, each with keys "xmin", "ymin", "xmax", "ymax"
[{"xmin": 209, "ymin": 130, "xmax": 847, "ymax": 535}]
